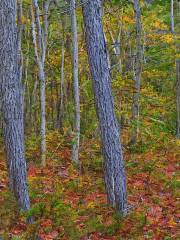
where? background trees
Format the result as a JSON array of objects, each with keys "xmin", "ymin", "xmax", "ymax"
[
  {"xmin": 0, "ymin": 0, "xmax": 179, "ymax": 239},
  {"xmin": 70, "ymin": 0, "xmax": 81, "ymax": 166},
  {"xmin": 131, "ymin": 0, "xmax": 143, "ymax": 144},
  {"xmin": 30, "ymin": 0, "xmax": 53, "ymax": 166},
  {"xmin": 177, "ymin": 59, "xmax": 180, "ymax": 138}
]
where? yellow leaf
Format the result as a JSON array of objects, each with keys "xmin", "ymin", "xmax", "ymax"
[{"xmin": 87, "ymin": 202, "xmax": 95, "ymax": 209}]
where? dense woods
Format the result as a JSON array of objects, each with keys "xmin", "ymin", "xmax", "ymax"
[{"xmin": 0, "ymin": 0, "xmax": 179, "ymax": 239}]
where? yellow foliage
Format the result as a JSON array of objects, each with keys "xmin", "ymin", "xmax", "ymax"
[
  {"xmin": 87, "ymin": 201, "xmax": 96, "ymax": 209},
  {"xmin": 142, "ymin": 70, "xmax": 167, "ymax": 79},
  {"xmin": 153, "ymin": 20, "xmax": 162, "ymax": 29},
  {"xmin": 175, "ymin": 139, "xmax": 180, "ymax": 147},
  {"xmin": 160, "ymin": 34, "xmax": 173, "ymax": 44},
  {"xmin": 122, "ymin": 15, "xmax": 134, "ymax": 24},
  {"xmin": 21, "ymin": 15, "xmax": 27, "ymax": 24}
]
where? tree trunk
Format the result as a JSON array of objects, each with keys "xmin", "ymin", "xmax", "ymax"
[
  {"xmin": 0, "ymin": 0, "xmax": 30, "ymax": 211},
  {"xmin": 30, "ymin": 0, "xmax": 51, "ymax": 166},
  {"xmin": 57, "ymin": 23, "xmax": 65, "ymax": 130},
  {"xmin": 82, "ymin": 0, "xmax": 127, "ymax": 215},
  {"xmin": 17, "ymin": 0, "xmax": 23, "ymax": 84},
  {"xmin": 71, "ymin": 0, "xmax": 81, "ymax": 166},
  {"xmin": 131, "ymin": 0, "xmax": 143, "ymax": 144},
  {"xmin": 33, "ymin": 75, "xmax": 39, "ymax": 130},
  {"xmin": 176, "ymin": 59, "xmax": 180, "ymax": 138},
  {"xmin": 171, "ymin": 0, "xmax": 175, "ymax": 33},
  {"xmin": 60, "ymin": 38, "xmax": 65, "ymax": 128},
  {"xmin": 108, "ymin": 28, "xmax": 122, "ymax": 72},
  {"xmin": 39, "ymin": 66, "xmax": 46, "ymax": 166}
]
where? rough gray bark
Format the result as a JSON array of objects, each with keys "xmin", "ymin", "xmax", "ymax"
[
  {"xmin": 71, "ymin": 0, "xmax": 81, "ymax": 166},
  {"xmin": 131, "ymin": 0, "xmax": 143, "ymax": 144},
  {"xmin": 176, "ymin": 59, "xmax": 180, "ymax": 138},
  {"xmin": 0, "ymin": 0, "xmax": 30, "ymax": 211},
  {"xmin": 17, "ymin": 0, "xmax": 23, "ymax": 84},
  {"xmin": 82, "ymin": 0, "xmax": 127, "ymax": 214}
]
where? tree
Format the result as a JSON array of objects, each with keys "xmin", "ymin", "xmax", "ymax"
[
  {"xmin": 0, "ymin": 0, "xmax": 30, "ymax": 211},
  {"xmin": 176, "ymin": 59, "xmax": 180, "ymax": 138},
  {"xmin": 131, "ymin": 0, "xmax": 143, "ymax": 144},
  {"xmin": 30, "ymin": 0, "xmax": 52, "ymax": 166},
  {"xmin": 71, "ymin": 0, "xmax": 81, "ymax": 166},
  {"xmin": 56, "ymin": 19, "xmax": 66, "ymax": 130},
  {"xmin": 170, "ymin": 0, "xmax": 175, "ymax": 33},
  {"xmin": 176, "ymin": 0, "xmax": 180, "ymax": 138},
  {"xmin": 82, "ymin": 0, "xmax": 128, "ymax": 214},
  {"xmin": 17, "ymin": 0, "xmax": 23, "ymax": 84}
]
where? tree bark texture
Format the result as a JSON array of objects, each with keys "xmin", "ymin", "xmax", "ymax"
[
  {"xmin": 0, "ymin": 0, "xmax": 30, "ymax": 211},
  {"xmin": 82, "ymin": 0, "xmax": 127, "ymax": 214}
]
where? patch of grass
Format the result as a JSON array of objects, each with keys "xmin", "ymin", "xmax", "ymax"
[{"xmin": 24, "ymin": 202, "xmax": 46, "ymax": 220}]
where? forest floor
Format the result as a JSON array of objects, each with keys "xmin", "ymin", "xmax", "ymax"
[{"xmin": 0, "ymin": 131, "xmax": 179, "ymax": 240}]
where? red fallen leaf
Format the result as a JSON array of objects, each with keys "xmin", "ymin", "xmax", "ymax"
[
  {"xmin": 133, "ymin": 180, "xmax": 144, "ymax": 188},
  {"xmin": 165, "ymin": 165, "xmax": 176, "ymax": 177},
  {"xmin": 65, "ymin": 191, "xmax": 80, "ymax": 202},
  {"xmin": 43, "ymin": 186, "xmax": 54, "ymax": 194},
  {"xmin": 0, "ymin": 163, "xmax": 5, "ymax": 169},
  {"xmin": 81, "ymin": 237, "xmax": 89, "ymax": 240},
  {"xmin": 89, "ymin": 233, "xmax": 115, "ymax": 240},
  {"xmin": 75, "ymin": 215, "xmax": 89, "ymax": 224},
  {"xmin": 167, "ymin": 217, "xmax": 177, "ymax": 228},
  {"xmin": 148, "ymin": 205, "xmax": 162, "ymax": 217},
  {"xmin": 0, "ymin": 183, "xmax": 6, "ymax": 189},
  {"xmin": 57, "ymin": 148, "xmax": 71, "ymax": 159},
  {"xmin": 48, "ymin": 231, "xmax": 59, "ymax": 238},
  {"xmin": 175, "ymin": 213, "xmax": 180, "ymax": 218},
  {"xmin": 28, "ymin": 165, "xmax": 39, "ymax": 177},
  {"xmin": 11, "ymin": 223, "xmax": 27, "ymax": 235},
  {"xmin": 76, "ymin": 216, "xmax": 89, "ymax": 229},
  {"xmin": 90, "ymin": 233, "xmax": 101, "ymax": 240},
  {"xmin": 85, "ymin": 191, "xmax": 106, "ymax": 204},
  {"xmin": 39, "ymin": 230, "xmax": 59, "ymax": 240},
  {"xmin": 78, "ymin": 223, "xmax": 85, "ymax": 229},
  {"xmin": 40, "ymin": 219, "xmax": 53, "ymax": 228},
  {"xmin": 152, "ymin": 233, "xmax": 165, "ymax": 240}
]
